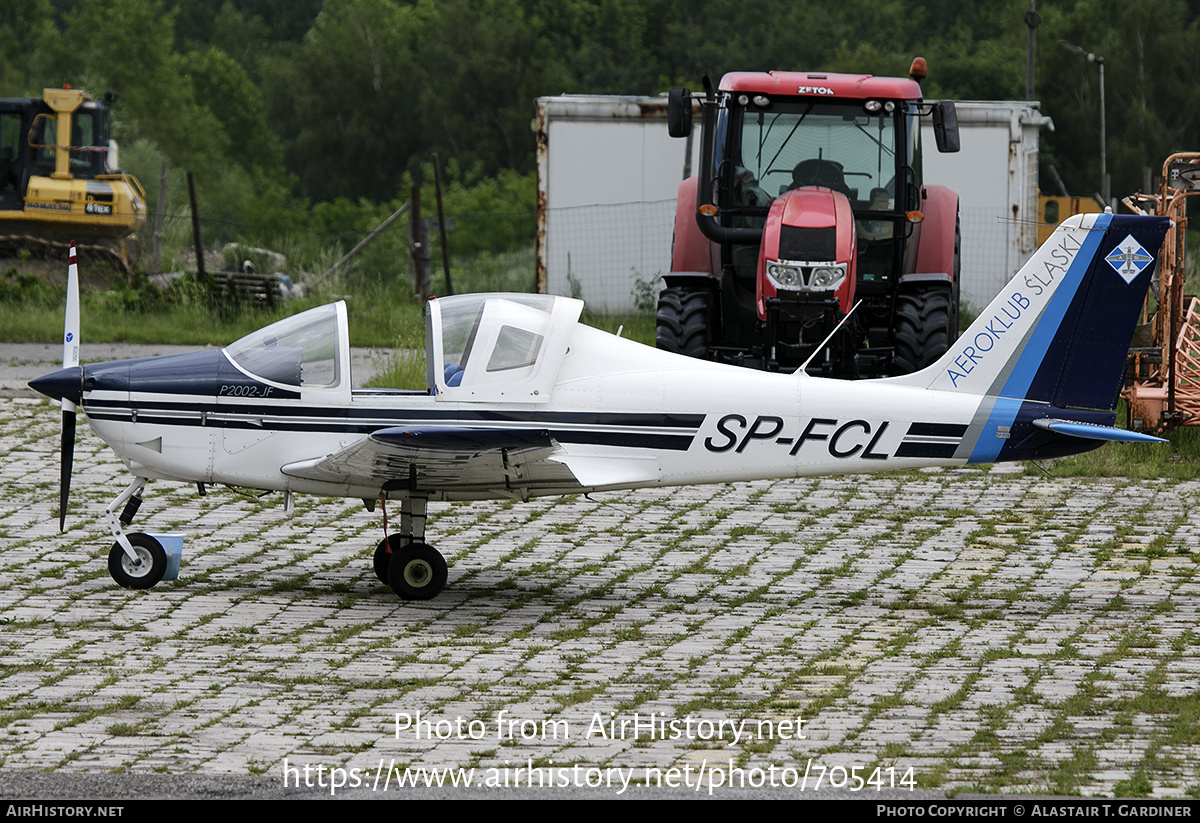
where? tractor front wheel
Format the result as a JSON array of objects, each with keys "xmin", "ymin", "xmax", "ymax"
[
  {"xmin": 656, "ymin": 287, "xmax": 712, "ymax": 359},
  {"xmin": 891, "ymin": 287, "xmax": 954, "ymax": 376}
]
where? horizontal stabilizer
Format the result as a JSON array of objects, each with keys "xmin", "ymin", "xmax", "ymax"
[{"xmin": 1031, "ymin": 418, "xmax": 1167, "ymax": 444}]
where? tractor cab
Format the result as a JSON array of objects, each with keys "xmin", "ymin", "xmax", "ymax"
[
  {"xmin": 660, "ymin": 61, "xmax": 961, "ymax": 378},
  {"xmin": 721, "ymin": 92, "xmax": 918, "ymax": 295}
]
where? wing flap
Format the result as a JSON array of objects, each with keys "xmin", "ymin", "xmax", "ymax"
[
  {"xmin": 282, "ymin": 426, "xmax": 578, "ymax": 491},
  {"xmin": 548, "ymin": 452, "xmax": 662, "ymax": 487}
]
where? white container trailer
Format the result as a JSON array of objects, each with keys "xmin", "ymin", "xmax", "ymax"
[
  {"xmin": 535, "ymin": 95, "xmax": 700, "ymax": 312},
  {"xmin": 535, "ymin": 95, "xmax": 1050, "ymax": 313},
  {"xmin": 923, "ymin": 101, "xmax": 1053, "ymax": 311}
]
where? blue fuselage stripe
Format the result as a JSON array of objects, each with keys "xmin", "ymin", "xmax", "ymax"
[
  {"xmin": 83, "ymin": 401, "xmax": 702, "ymax": 451},
  {"xmin": 967, "ymin": 397, "xmax": 1023, "ymax": 464}
]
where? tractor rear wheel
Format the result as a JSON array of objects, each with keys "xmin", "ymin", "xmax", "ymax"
[
  {"xmin": 892, "ymin": 287, "xmax": 954, "ymax": 375},
  {"xmin": 656, "ymin": 287, "xmax": 712, "ymax": 359}
]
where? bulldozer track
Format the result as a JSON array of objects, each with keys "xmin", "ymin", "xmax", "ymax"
[{"xmin": 0, "ymin": 232, "xmax": 135, "ymax": 274}]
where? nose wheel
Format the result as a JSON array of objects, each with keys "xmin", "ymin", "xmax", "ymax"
[
  {"xmin": 107, "ymin": 532, "xmax": 167, "ymax": 589},
  {"xmin": 104, "ymin": 477, "xmax": 168, "ymax": 589}
]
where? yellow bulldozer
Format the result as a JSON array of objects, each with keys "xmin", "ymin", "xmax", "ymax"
[{"xmin": 0, "ymin": 87, "xmax": 146, "ymax": 271}]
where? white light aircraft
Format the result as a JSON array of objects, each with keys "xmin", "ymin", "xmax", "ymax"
[{"xmin": 30, "ymin": 213, "xmax": 1170, "ymax": 600}]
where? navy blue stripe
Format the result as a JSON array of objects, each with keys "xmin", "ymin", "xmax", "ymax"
[
  {"xmin": 85, "ymin": 397, "xmax": 704, "ymax": 429},
  {"xmin": 553, "ymin": 431, "xmax": 695, "ymax": 450},
  {"xmin": 84, "ymin": 410, "xmax": 698, "ymax": 451},
  {"xmin": 895, "ymin": 443, "xmax": 959, "ymax": 458},
  {"xmin": 905, "ymin": 422, "xmax": 968, "ymax": 437}
]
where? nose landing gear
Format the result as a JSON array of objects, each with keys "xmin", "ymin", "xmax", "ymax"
[{"xmin": 104, "ymin": 477, "xmax": 168, "ymax": 590}]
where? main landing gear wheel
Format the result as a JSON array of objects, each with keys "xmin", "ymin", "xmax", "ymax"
[
  {"xmin": 373, "ymin": 535, "xmax": 400, "ymax": 584},
  {"xmin": 386, "ymin": 541, "xmax": 448, "ymax": 601},
  {"xmin": 107, "ymin": 532, "xmax": 167, "ymax": 590}
]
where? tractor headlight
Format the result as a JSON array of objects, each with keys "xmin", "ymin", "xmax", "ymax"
[
  {"xmin": 767, "ymin": 260, "xmax": 847, "ymax": 292},
  {"xmin": 767, "ymin": 262, "xmax": 803, "ymax": 289},
  {"xmin": 810, "ymin": 266, "xmax": 846, "ymax": 290}
]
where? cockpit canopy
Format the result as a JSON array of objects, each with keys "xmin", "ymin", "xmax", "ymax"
[
  {"xmin": 427, "ymin": 293, "xmax": 583, "ymax": 403},
  {"xmin": 220, "ymin": 295, "xmax": 583, "ymax": 403},
  {"xmin": 224, "ymin": 302, "xmax": 349, "ymax": 392}
]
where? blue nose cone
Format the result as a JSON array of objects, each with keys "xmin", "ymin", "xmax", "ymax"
[{"xmin": 29, "ymin": 366, "xmax": 83, "ymax": 404}]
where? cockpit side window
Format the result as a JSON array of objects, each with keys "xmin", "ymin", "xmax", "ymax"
[
  {"xmin": 487, "ymin": 326, "xmax": 543, "ymax": 372},
  {"xmin": 428, "ymin": 292, "xmax": 579, "ymax": 402}
]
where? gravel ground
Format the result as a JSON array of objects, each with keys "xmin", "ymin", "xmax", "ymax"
[{"xmin": 0, "ymin": 391, "xmax": 1199, "ymax": 800}]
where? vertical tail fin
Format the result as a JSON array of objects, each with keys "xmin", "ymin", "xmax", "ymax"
[{"xmin": 893, "ymin": 212, "xmax": 1170, "ymax": 411}]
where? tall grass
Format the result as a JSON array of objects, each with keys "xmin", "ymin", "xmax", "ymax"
[
  {"xmin": 1032, "ymin": 424, "xmax": 1200, "ymax": 480},
  {"xmin": 0, "ymin": 242, "xmax": 547, "ymax": 350}
]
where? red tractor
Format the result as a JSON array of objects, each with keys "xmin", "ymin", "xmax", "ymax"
[{"xmin": 658, "ymin": 59, "xmax": 961, "ymax": 376}]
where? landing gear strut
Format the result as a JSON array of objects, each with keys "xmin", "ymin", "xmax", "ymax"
[
  {"xmin": 104, "ymin": 477, "xmax": 167, "ymax": 589},
  {"xmin": 374, "ymin": 495, "xmax": 448, "ymax": 600}
]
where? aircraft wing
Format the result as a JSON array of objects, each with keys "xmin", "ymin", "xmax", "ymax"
[{"xmin": 280, "ymin": 426, "xmax": 661, "ymax": 495}]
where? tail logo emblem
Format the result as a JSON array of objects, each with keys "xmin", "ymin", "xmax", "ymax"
[{"xmin": 1105, "ymin": 235, "xmax": 1154, "ymax": 284}]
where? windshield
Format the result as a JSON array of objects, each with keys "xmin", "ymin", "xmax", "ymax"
[
  {"xmin": 29, "ymin": 105, "xmax": 107, "ymax": 176},
  {"xmin": 225, "ymin": 303, "xmax": 340, "ymax": 387},
  {"xmin": 732, "ymin": 100, "xmax": 899, "ymax": 210}
]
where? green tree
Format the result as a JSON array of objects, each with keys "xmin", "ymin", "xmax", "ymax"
[
  {"xmin": 186, "ymin": 45, "xmax": 285, "ymax": 177},
  {"xmin": 414, "ymin": 0, "xmax": 571, "ymax": 176},
  {"xmin": 1039, "ymin": 0, "xmax": 1200, "ymax": 199},
  {"xmin": 0, "ymin": 0, "xmax": 57, "ymax": 92},
  {"xmin": 260, "ymin": 0, "xmax": 426, "ymax": 202},
  {"xmin": 36, "ymin": 0, "xmax": 295, "ymax": 249}
]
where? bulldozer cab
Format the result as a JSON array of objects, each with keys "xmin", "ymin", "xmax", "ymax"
[
  {"xmin": 0, "ymin": 97, "xmax": 105, "ymax": 207},
  {"xmin": 27, "ymin": 105, "xmax": 109, "ymax": 178},
  {"xmin": 0, "ymin": 89, "xmax": 145, "ymax": 269}
]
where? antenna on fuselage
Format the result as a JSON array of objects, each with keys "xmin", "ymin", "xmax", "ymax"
[{"xmin": 795, "ymin": 299, "xmax": 863, "ymax": 378}]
